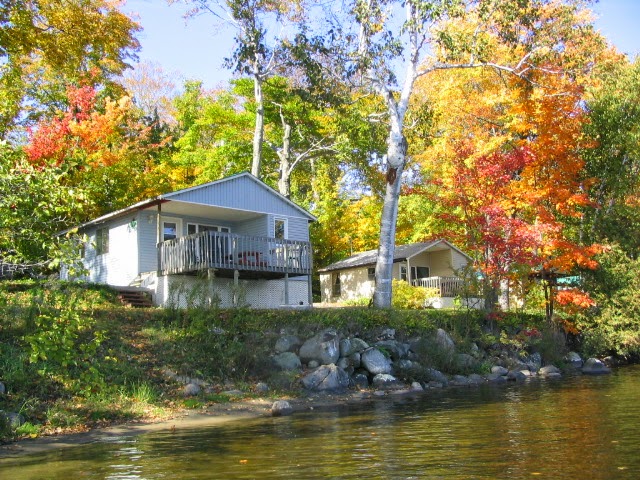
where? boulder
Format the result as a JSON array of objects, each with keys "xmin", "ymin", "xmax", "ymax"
[
  {"xmin": 349, "ymin": 352, "xmax": 362, "ymax": 369},
  {"xmin": 411, "ymin": 381, "xmax": 424, "ymax": 391},
  {"xmin": 339, "ymin": 338, "xmax": 352, "ymax": 357},
  {"xmin": 435, "ymin": 328, "xmax": 455, "ymax": 352},
  {"xmin": 299, "ymin": 329, "xmax": 340, "ymax": 365},
  {"xmin": 468, "ymin": 374, "xmax": 485, "ymax": 385},
  {"xmin": 255, "ymin": 382, "xmax": 269, "ymax": 393},
  {"xmin": 486, "ymin": 373, "xmax": 507, "ymax": 383},
  {"xmin": 378, "ymin": 328, "xmax": 396, "ymax": 340},
  {"xmin": 371, "ymin": 374, "xmax": 402, "ymax": 389},
  {"xmin": 582, "ymin": 358, "xmax": 611, "ymax": 375},
  {"xmin": 183, "ymin": 383, "xmax": 201, "ymax": 397},
  {"xmin": 0, "ymin": 381, "xmax": 5, "ymax": 395},
  {"xmin": 0, "ymin": 411, "xmax": 24, "ymax": 429},
  {"xmin": 350, "ymin": 338, "xmax": 370, "ymax": 353},
  {"xmin": 564, "ymin": 351, "xmax": 583, "ymax": 368},
  {"xmin": 272, "ymin": 352, "xmax": 302, "ymax": 371},
  {"xmin": 424, "ymin": 368, "xmax": 449, "ymax": 385},
  {"xmin": 351, "ymin": 372, "xmax": 370, "ymax": 390},
  {"xmin": 507, "ymin": 370, "xmax": 527, "ymax": 382},
  {"xmin": 450, "ymin": 375, "xmax": 471, "ymax": 386},
  {"xmin": 271, "ymin": 400, "xmax": 293, "ymax": 416},
  {"xmin": 457, "ymin": 353, "xmax": 477, "ymax": 370},
  {"xmin": 538, "ymin": 365, "xmax": 561, "ymax": 377},
  {"xmin": 491, "ymin": 366, "xmax": 509, "ymax": 376},
  {"xmin": 361, "ymin": 347, "xmax": 392, "ymax": 375},
  {"xmin": 301, "ymin": 364, "xmax": 349, "ymax": 391},
  {"xmin": 274, "ymin": 335, "xmax": 302, "ymax": 354},
  {"xmin": 375, "ymin": 340, "xmax": 410, "ymax": 360}
]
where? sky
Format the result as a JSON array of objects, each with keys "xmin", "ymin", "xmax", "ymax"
[{"xmin": 122, "ymin": 0, "xmax": 640, "ymax": 90}]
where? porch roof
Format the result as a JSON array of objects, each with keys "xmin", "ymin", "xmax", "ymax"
[{"xmin": 317, "ymin": 240, "xmax": 471, "ymax": 273}]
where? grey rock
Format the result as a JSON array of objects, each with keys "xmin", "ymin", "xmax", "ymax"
[
  {"xmin": 491, "ymin": 366, "xmax": 509, "ymax": 376},
  {"xmin": 0, "ymin": 382, "xmax": 5, "ymax": 395},
  {"xmin": 435, "ymin": 328, "xmax": 455, "ymax": 352},
  {"xmin": 350, "ymin": 338, "xmax": 370, "ymax": 353},
  {"xmin": 337, "ymin": 356, "xmax": 351, "ymax": 370},
  {"xmin": 564, "ymin": 351, "xmax": 583, "ymax": 368},
  {"xmin": 411, "ymin": 381, "xmax": 424, "ymax": 391},
  {"xmin": 378, "ymin": 328, "xmax": 396, "ymax": 340},
  {"xmin": 582, "ymin": 358, "xmax": 612, "ymax": 375},
  {"xmin": 0, "ymin": 411, "xmax": 24, "ymax": 429},
  {"xmin": 301, "ymin": 364, "xmax": 349, "ymax": 391},
  {"xmin": 468, "ymin": 374, "xmax": 485, "ymax": 385},
  {"xmin": 183, "ymin": 383, "xmax": 201, "ymax": 396},
  {"xmin": 525, "ymin": 352, "xmax": 542, "ymax": 371},
  {"xmin": 349, "ymin": 352, "xmax": 362, "ymax": 369},
  {"xmin": 361, "ymin": 347, "xmax": 392, "ymax": 375},
  {"xmin": 486, "ymin": 373, "xmax": 508, "ymax": 384},
  {"xmin": 351, "ymin": 372, "xmax": 370, "ymax": 389},
  {"xmin": 255, "ymin": 382, "xmax": 269, "ymax": 393},
  {"xmin": 457, "ymin": 353, "xmax": 476, "ymax": 369},
  {"xmin": 507, "ymin": 370, "xmax": 527, "ymax": 382},
  {"xmin": 426, "ymin": 381, "xmax": 444, "ymax": 389},
  {"xmin": 539, "ymin": 365, "xmax": 561, "ymax": 376},
  {"xmin": 339, "ymin": 338, "xmax": 352, "ymax": 357},
  {"xmin": 371, "ymin": 373, "xmax": 401, "ymax": 389},
  {"xmin": 308, "ymin": 360, "xmax": 320, "ymax": 369},
  {"xmin": 425, "ymin": 368, "xmax": 449, "ymax": 385},
  {"xmin": 396, "ymin": 359, "xmax": 416, "ymax": 370},
  {"xmin": 375, "ymin": 340, "xmax": 410, "ymax": 360},
  {"xmin": 271, "ymin": 400, "xmax": 293, "ymax": 416},
  {"xmin": 275, "ymin": 335, "xmax": 302, "ymax": 354},
  {"xmin": 272, "ymin": 352, "xmax": 302, "ymax": 371},
  {"xmin": 450, "ymin": 375, "xmax": 470, "ymax": 386},
  {"xmin": 299, "ymin": 329, "xmax": 340, "ymax": 365}
]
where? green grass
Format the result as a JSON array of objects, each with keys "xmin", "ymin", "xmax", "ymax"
[{"xmin": 0, "ymin": 279, "xmax": 551, "ymax": 443}]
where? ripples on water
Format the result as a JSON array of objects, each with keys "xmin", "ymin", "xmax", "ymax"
[{"xmin": 3, "ymin": 366, "xmax": 640, "ymax": 479}]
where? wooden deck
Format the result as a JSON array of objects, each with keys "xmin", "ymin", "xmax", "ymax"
[
  {"xmin": 412, "ymin": 276, "xmax": 464, "ymax": 297},
  {"xmin": 158, "ymin": 231, "xmax": 312, "ymax": 278}
]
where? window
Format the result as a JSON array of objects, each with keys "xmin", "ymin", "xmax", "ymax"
[
  {"xmin": 400, "ymin": 265, "xmax": 408, "ymax": 282},
  {"xmin": 187, "ymin": 224, "xmax": 230, "ymax": 235},
  {"xmin": 274, "ymin": 218, "xmax": 287, "ymax": 240},
  {"xmin": 412, "ymin": 266, "xmax": 430, "ymax": 279},
  {"xmin": 96, "ymin": 228, "xmax": 109, "ymax": 255},
  {"xmin": 367, "ymin": 267, "xmax": 376, "ymax": 281},
  {"xmin": 163, "ymin": 222, "xmax": 178, "ymax": 241},
  {"xmin": 332, "ymin": 274, "xmax": 341, "ymax": 296}
]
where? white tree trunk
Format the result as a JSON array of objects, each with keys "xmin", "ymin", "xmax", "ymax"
[
  {"xmin": 277, "ymin": 124, "xmax": 292, "ymax": 197},
  {"xmin": 251, "ymin": 71, "xmax": 264, "ymax": 178}
]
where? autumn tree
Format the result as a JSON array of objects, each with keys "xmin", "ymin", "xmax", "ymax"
[
  {"xmin": 0, "ymin": 0, "xmax": 140, "ymax": 138},
  {"xmin": 24, "ymin": 85, "xmax": 167, "ymax": 219},
  {"xmin": 294, "ymin": 0, "xmax": 601, "ymax": 308}
]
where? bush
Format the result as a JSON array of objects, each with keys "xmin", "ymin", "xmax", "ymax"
[{"xmin": 391, "ymin": 279, "xmax": 439, "ymax": 309}]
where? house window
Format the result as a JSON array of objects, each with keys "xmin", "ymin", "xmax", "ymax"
[
  {"xmin": 400, "ymin": 265, "xmax": 408, "ymax": 282},
  {"xmin": 412, "ymin": 266, "xmax": 430, "ymax": 279},
  {"xmin": 367, "ymin": 267, "xmax": 376, "ymax": 281},
  {"xmin": 332, "ymin": 274, "xmax": 341, "ymax": 296},
  {"xmin": 96, "ymin": 228, "xmax": 109, "ymax": 255},
  {"xmin": 163, "ymin": 221, "xmax": 178, "ymax": 241},
  {"xmin": 187, "ymin": 224, "xmax": 230, "ymax": 235},
  {"xmin": 274, "ymin": 218, "xmax": 287, "ymax": 240}
]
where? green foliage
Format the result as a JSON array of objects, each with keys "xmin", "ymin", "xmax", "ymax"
[
  {"xmin": 577, "ymin": 246, "xmax": 640, "ymax": 358},
  {"xmin": 391, "ymin": 279, "xmax": 438, "ymax": 309}
]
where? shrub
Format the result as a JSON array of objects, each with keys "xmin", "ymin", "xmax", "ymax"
[{"xmin": 391, "ymin": 279, "xmax": 439, "ymax": 309}]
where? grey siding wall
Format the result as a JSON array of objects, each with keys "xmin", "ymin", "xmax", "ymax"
[
  {"xmin": 171, "ymin": 175, "xmax": 310, "ymax": 220},
  {"xmin": 138, "ymin": 209, "xmax": 159, "ymax": 274},
  {"xmin": 83, "ymin": 215, "xmax": 139, "ymax": 285},
  {"xmin": 234, "ymin": 215, "xmax": 268, "ymax": 237}
]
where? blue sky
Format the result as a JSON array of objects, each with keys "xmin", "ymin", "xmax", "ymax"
[{"xmin": 123, "ymin": 0, "xmax": 640, "ymax": 90}]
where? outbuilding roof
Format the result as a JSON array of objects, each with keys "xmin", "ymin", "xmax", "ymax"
[{"xmin": 318, "ymin": 239, "xmax": 471, "ymax": 273}]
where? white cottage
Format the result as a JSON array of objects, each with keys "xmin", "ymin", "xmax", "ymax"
[
  {"xmin": 318, "ymin": 240, "xmax": 474, "ymax": 308},
  {"xmin": 62, "ymin": 172, "xmax": 316, "ymax": 308}
]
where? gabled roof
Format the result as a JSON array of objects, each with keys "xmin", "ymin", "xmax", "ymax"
[
  {"xmin": 317, "ymin": 240, "xmax": 471, "ymax": 273},
  {"xmin": 62, "ymin": 172, "xmax": 316, "ymax": 233}
]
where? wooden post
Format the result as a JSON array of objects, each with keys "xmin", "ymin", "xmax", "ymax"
[
  {"xmin": 233, "ymin": 269, "xmax": 239, "ymax": 307},
  {"xmin": 284, "ymin": 273, "xmax": 289, "ymax": 306},
  {"xmin": 156, "ymin": 203, "xmax": 162, "ymax": 275}
]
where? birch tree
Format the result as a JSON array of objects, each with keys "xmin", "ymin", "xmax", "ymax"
[
  {"xmin": 171, "ymin": 0, "xmax": 302, "ymax": 178},
  {"xmin": 298, "ymin": 0, "xmax": 598, "ymax": 307}
]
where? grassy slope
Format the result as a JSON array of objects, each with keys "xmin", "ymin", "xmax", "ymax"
[{"xmin": 0, "ymin": 280, "xmax": 544, "ymax": 443}]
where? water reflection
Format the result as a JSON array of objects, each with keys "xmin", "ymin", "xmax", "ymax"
[{"xmin": 2, "ymin": 366, "xmax": 640, "ymax": 479}]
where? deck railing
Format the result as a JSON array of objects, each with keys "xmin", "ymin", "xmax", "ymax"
[
  {"xmin": 412, "ymin": 276, "xmax": 464, "ymax": 297},
  {"xmin": 158, "ymin": 231, "xmax": 312, "ymax": 276}
]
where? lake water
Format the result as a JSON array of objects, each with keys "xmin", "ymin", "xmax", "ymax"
[{"xmin": 2, "ymin": 365, "xmax": 640, "ymax": 479}]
